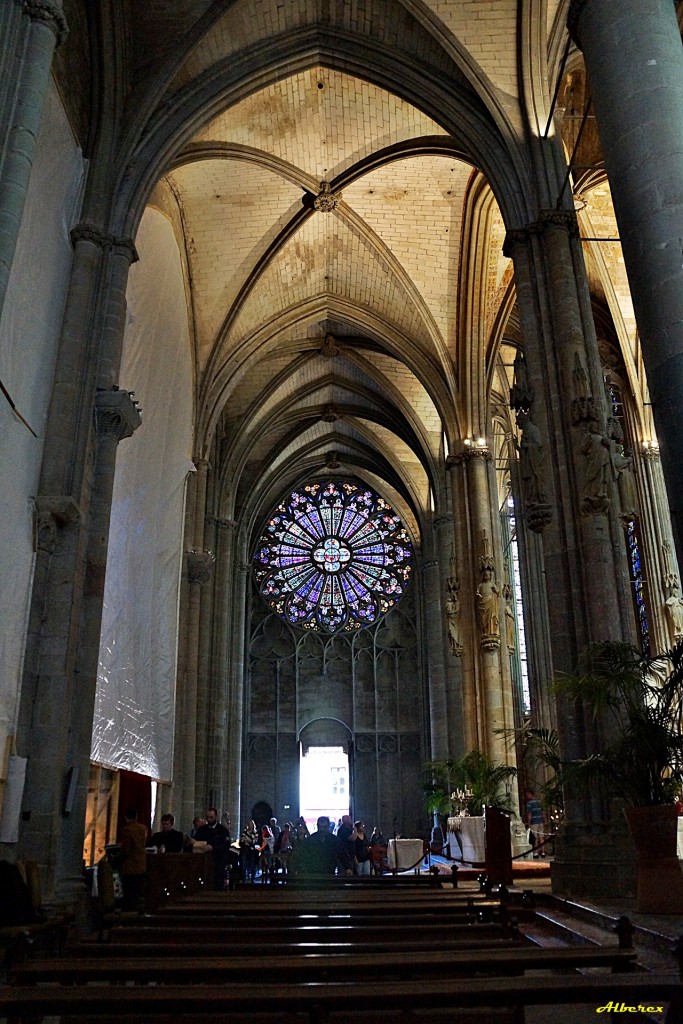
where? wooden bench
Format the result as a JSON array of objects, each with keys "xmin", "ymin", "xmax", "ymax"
[
  {"xmin": 12, "ymin": 944, "xmax": 639, "ymax": 987},
  {"xmin": 0, "ymin": 972, "xmax": 679, "ymax": 1023},
  {"xmin": 121, "ymin": 899, "xmax": 516, "ymax": 927},
  {"xmin": 107, "ymin": 916, "xmax": 520, "ymax": 945},
  {"xmin": 68, "ymin": 929, "xmax": 526, "ymax": 959}
]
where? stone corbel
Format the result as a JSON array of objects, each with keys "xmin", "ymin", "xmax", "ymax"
[
  {"xmin": 95, "ymin": 388, "xmax": 142, "ymax": 443},
  {"xmin": 187, "ymin": 550, "xmax": 216, "ymax": 585},
  {"xmin": 33, "ymin": 495, "xmax": 81, "ymax": 553}
]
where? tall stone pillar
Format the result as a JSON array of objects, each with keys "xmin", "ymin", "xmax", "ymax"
[
  {"xmin": 205, "ymin": 516, "xmax": 238, "ymax": 815},
  {"xmin": 569, "ymin": 0, "xmax": 683, "ymax": 570},
  {"xmin": 16, "ymin": 225, "xmax": 138, "ymax": 902},
  {"xmin": 434, "ymin": 513, "xmax": 465, "ymax": 759},
  {"xmin": 178, "ymin": 538, "xmax": 214, "ymax": 829},
  {"xmin": 504, "ymin": 216, "xmax": 638, "ymax": 896},
  {"xmin": 448, "ymin": 445, "xmax": 511, "ymax": 763},
  {"xmin": 226, "ymin": 558, "xmax": 249, "ymax": 823},
  {"xmin": 422, "ymin": 557, "xmax": 448, "ymax": 759},
  {"xmin": 56, "ymin": 389, "xmax": 141, "ymax": 905},
  {"xmin": 0, "ymin": 0, "xmax": 67, "ymax": 322},
  {"xmin": 446, "ymin": 457, "xmax": 479, "ymax": 752}
]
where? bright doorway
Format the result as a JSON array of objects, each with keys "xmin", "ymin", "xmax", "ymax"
[{"xmin": 299, "ymin": 746, "xmax": 349, "ymax": 832}]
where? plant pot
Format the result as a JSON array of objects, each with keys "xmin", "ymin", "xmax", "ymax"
[{"xmin": 623, "ymin": 804, "xmax": 683, "ymax": 913}]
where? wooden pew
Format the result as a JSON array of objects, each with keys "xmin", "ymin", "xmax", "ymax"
[
  {"xmin": 0, "ymin": 972, "xmax": 679, "ymax": 1024},
  {"xmin": 12, "ymin": 944, "xmax": 639, "ymax": 987},
  {"xmin": 68, "ymin": 928, "xmax": 526, "ymax": 959},
  {"xmin": 106, "ymin": 915, "xmax": 521, "ymax": 945}
]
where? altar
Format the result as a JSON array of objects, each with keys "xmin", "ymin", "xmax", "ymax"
[
  {"xmin": 387, "ymin": 838, "xmax": 425, "ymax": 872},
  {"xmin": 446, "ymin": 815, "xmax": 532, "ymax": 865}
]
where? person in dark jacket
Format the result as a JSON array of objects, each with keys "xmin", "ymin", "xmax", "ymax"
[
  {"xmin": 150, "ymin": 813, "xmax": 191, "ymax": 853},
  {"xmin": 193, "ymin": 807, "xmax": 231, "ymax": 889},
  {"xmin": 290, "ymin": 815, "xmax": 353, "ymax": 876}
]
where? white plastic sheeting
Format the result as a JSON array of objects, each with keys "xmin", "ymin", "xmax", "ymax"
[
  {"xmin": 0, "ymin": 82, "xmax": 85, "ymax": 757},
  {"xmin": 92, "ymin": 208, "xmax": 194, "ymax": 781}
]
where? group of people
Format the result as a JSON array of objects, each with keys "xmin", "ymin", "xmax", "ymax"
[{"xmin": 115, "ymin": 806, "xmax": 387, "ymax": 904}]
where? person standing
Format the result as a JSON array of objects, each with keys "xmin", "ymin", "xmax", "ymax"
[
  {"xmin": 353, "ymin": 821, "xmax": 372, "ymax": 876},
  {"xmin": 193, "ymin": 807, "xmax": 231, "ymax": 889},
  {"xmin": 239, "ymin": 819, "xmax": 259, "ymax": 882},
  {"xmin": 290, "ymin": 815, "xmax": 353, "ymax": 876},
  {"xmin": 119, "ymin": 808, "xmax": 149, "ymax": 911}
]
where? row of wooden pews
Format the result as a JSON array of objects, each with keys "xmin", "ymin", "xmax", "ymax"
[{"xmin": 2, "ymin": 873, "xmax": 681, "ymax": 1023}]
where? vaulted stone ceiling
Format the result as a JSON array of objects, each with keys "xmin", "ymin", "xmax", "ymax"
[{"xmin": 56, "ymin": 0, "xmax": 628, "ymax": 542}]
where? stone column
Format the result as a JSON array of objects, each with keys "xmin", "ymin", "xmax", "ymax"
[
  {"xmin": 178, "ymin": 541, "xmax": 214, "ymax": 829},
  {"xmin": 190, "ymin": 458, "xmax": 211, "ymax": 810},
  {"xmin": 225, "ymin": 558, "xmax": 249, "ymax": 822},
  {"xmin": 205, "ymin": 517, "xmax": 238, "ymax": 815},
  {"xmin": 446, "ymin": 455, "xmax": 479, "ymax": 752},
  {"xmin": 422, "ymin": 557, "xmax": 448, "ymax": 759},
  {"xmin": 15, "ymin": 225, "xmax": 137, "ymax": 902},
  {"xmin": 0, "ymin": 0, "xmax": 67, "ymax": 322},
  {"xmin": 55, "ymin": 389, "xmax": 141, "ymax": 905},
  {"xmin": 434, "ymin": 513, "xmax": 465, "ymax": 759},
  {"xmin": 569, "ymin": 0, "xmax": 683, "ymax": 570},
  {"xmin": 449, "ymin": 445, "xmax": 511, "ymax": 764},
  {"xmin": 504, "ymin": 216, "xmax": 638, "ymax": 897}
]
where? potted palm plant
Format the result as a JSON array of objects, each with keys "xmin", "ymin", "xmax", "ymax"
[{"xmin": 553, "ymin": 640, "xmax": 683, "ymax": 912}]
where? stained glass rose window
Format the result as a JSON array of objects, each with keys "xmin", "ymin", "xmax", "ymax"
[{"xmin": 253, "ymin": 481, "xmax": 413, "ymax": 632}]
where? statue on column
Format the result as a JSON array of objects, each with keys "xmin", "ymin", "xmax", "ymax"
[
  {"xmin": 613, "ymin": 447, "xmax": 638, "ymax": 519},
  {"xmin": 445, "ymin": 550, "xmax": 463, "ymax": 657},
  {"xmin": 477, "ymin": 533, "xmax": 500, "ymax": 650},
  {"xmin": 514, "ymin": 410, "xmax": 552, "ymax": 533},
  {"xmin": 503, "ymin": 579, "xmax": 516, "ymax": 653},
  {"xmin": 664, "ymin": 574, "xmax": 683, "ymax": 642},
  {"xmin": 580, "ymin": 419, "xmax": 614, "ymax": 516}
]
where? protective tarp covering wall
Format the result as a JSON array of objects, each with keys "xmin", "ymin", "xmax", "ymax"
[
  {"xmin": 0, "ymin": 82, "xmax": 85, "ymax": 756},
  {"xmin": 92, "ymin": 207, "xmax": 193, "ymax": 781}
]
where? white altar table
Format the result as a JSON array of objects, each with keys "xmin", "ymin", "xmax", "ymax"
[
  {"xmin": 446, "ymin": 815, "xmax": 532, "ymax": 864},
  {"xmin": 387, "ymin": 838, "xmax": 424, "ymax": 872}
]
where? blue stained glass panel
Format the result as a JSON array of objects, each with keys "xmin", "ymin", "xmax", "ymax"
[{"xmin": 253, "ymin": 480, "xmax": 413, "ymax": 632}]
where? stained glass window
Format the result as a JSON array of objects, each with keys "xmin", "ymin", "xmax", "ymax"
[
  {"xmin": 626, "ymin": 519, "xmax": 650, "ymax": 657},
  {"xmin": 253, "ymin": 481, "xmax": 413, "ymax": 632}
]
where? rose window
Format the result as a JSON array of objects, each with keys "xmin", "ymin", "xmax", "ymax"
[{"xmin": 253, "ymin": 481, "xmax": 413, "ymax": 632}]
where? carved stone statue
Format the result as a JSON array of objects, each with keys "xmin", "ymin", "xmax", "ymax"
[
  {"xmin": 613, "ymin": 448, "xmax": 638, "ymax": 518},
  {"xmin": 516, "ymin": 409, "xmax": 547, "ymax": 505},
  {"xmin": 665, "ymin": 581, "xmax": 683, "ymax": 641},
  {"xmin": 503, "ymin": 581, "xmax": 515, "ymax": 652},
  {"xmin": 476, "ymin": 568, "xmax": 500, "ymax": 638},
  {"xmin": 580, "ymin": 421, "xmax": 614, "ymax": 516},
  {"xmin": 445, "ymin": 578, "xmax": 463, "ymax": 657}
]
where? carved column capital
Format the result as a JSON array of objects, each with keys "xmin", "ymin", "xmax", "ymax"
[
  {"xmin": 21, "ymin": 0, "xmax": 68, "ymax": 42},
  {"xmin": 567, "ymin": 0, "xmax": 589, "ymax": 46},
  {"xmin": 533, "ymin": 208, "xmax": 580, "ymax": 239},
  {"xmin": 33, "ymin": 495, "xmax": 81, "ymax": 553},
  {"xmin": 502, "ymin": 227, "xmax": 530, "ymax": 259},
  {"xmin": 70, "ymin": 223, "xmax": 138, "ymax": 264},
  {"xmin": 187, "ymin": 549, "xmax": 216, "ymax": 585},
  {"xmin": 446, "ymin": 454, "xmax": 464, "ymax": 470},
  {"xmin": 95, "ymin": 388, "xmax": 142, "ymax": 443}
]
